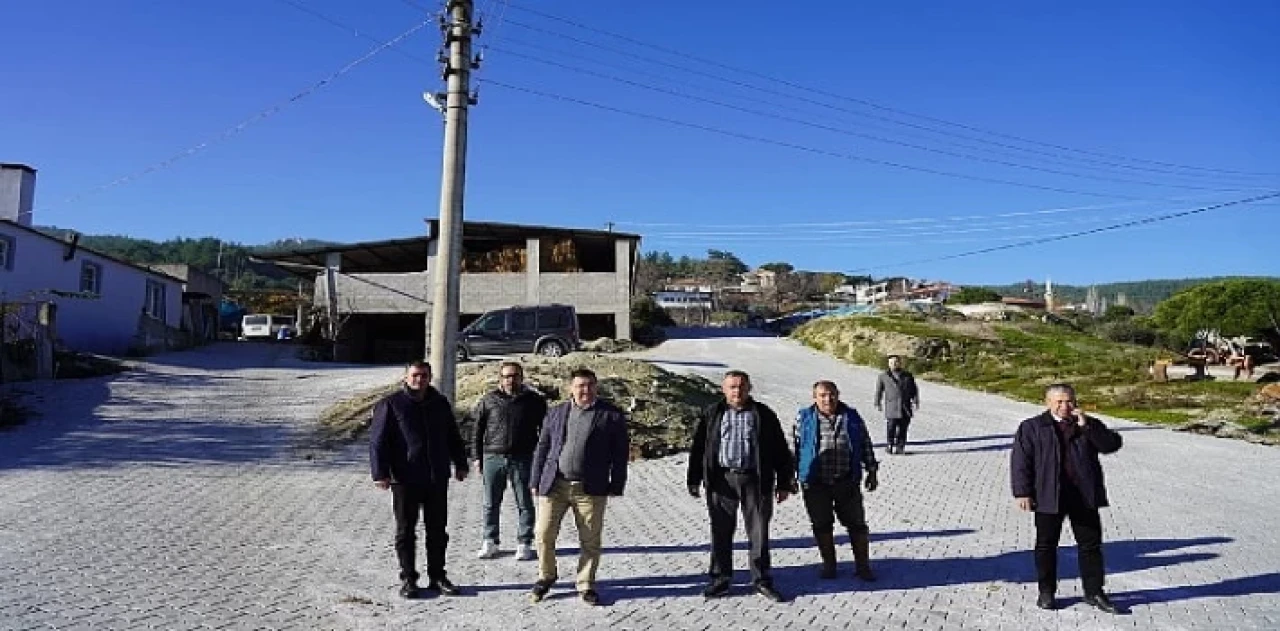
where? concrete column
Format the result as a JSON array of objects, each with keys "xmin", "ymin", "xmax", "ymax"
[
  {"xmin": 614, "ymin": 239, "xmax": 632, "ymax": 340},
  {"xmin": 526, "ymin": 237, "xmax": 541, "ymax": 304}
]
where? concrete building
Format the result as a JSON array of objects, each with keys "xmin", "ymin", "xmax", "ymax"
[
  {"xmin": 150, "ymin": 264, "xmax": 225, "ymax": 344},
  {"xmin": 1, "ymin": 164, "xmax": 184, "ymax": 355},
  {"xmin": 259, "ymin": 220, "xmax": 640, "ymax": 363}
]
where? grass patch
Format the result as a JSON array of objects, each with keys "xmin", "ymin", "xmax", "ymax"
[{"xmin": 793, "ymin": 313, "xmax": 1273, "ymax": 441}]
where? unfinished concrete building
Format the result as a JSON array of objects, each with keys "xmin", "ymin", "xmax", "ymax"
[{"xmin": 259, "ymin": 220, "xmax": 640, "ymax": 363}]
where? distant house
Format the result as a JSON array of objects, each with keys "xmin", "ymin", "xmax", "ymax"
[
  {"xmin": 150, "ymin": 264, "xmax": 225, "ymax": 344},
  {"xmin": 739, "ymin": 269, "xmax": 777, "ymax": 293},
  {"xmin": 1, "ymin": 163, "xmax": 183, "ymax": 355},
  {"xmin": 654, "ymin": 289, "xmax": 714, "ymax": 310}
]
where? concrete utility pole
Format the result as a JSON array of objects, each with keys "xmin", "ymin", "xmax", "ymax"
[{"xmin": 427, "ymin": 0, "xmax": 478, "ymax": 403}]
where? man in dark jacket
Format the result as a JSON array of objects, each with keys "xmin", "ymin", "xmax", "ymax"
[
  {"xmin": 793, "ymin": 380, "xmax": 879, "ymax": 581},
  {"xmin": 471, "ymin": 361, "xmax": 547, "ymax": 562},
  {"xmin": 528, "ymin": 368, "xmax": 629, "ymax": 606},
  {"xmin": 1011, "ymin": 383, "xmax": 1123, "ymax": 614},
  {"xmin": 369, "ymin": 361, "xmax": 469, "ymax": 599},
  {"xmin": 873, "ymin": 355, "xmax": 919, "ymax": 455},
  {"xmin": 688, "ymin": 370, "xmax": 795, "ymax": 602}
]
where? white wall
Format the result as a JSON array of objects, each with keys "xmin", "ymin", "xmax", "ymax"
[{"xmin": 0, "ymin": 224, "xmax": 183, "ymax": 354}]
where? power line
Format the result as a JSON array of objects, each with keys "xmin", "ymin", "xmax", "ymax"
[
  {"xmin": 486, "ymin": 46, "xmax": 1255, "ymax": 193},
  {"xmin": 481, "ymin": 79, "xmax": 1153, "ymax": 200},
  {"xmin": 43, "ymin": 18, "xmax": 431, "ymax": 213},
  {"xmin": 846, "ymin": 192, "xmax": 1280, "ymax": 273},
  {"xmin": 492, "ymin": 34, "xmax": 1271, "ymax": 188},
  {"xmin": 502, "ymin": 2, "xmax": 1280, "ymax": 179}
]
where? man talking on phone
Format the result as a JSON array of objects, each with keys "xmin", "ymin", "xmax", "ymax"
[{"xmin": 1011, "ymin": 383, "xmax": 1123, "ymax": 614}]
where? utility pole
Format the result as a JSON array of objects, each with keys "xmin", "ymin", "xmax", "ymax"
[{"xmin": 427, "ymin": 0, "xmax": 478, "ymax": 403}]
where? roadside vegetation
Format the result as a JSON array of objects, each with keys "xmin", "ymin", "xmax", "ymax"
[{"xmin": 793, "ymin": 311, "xmax": 1279, "ymax": 445}]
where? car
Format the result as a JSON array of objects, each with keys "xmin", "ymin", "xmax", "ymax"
[
  {"xmin": 240, "ymin": 314, "xmax": 296, "ymax": 341},
  {"xmin": 457, "ymin": 304, "xmax": 580, "ymax": 361}
]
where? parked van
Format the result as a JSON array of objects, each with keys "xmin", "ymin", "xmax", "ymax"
[
  {"xmin": 241, "ymin": 314, "xmax": 296, "ymax": 340},
  {"xmin": 457, "ymin": 304, "xmax": 580, "ymax": 361}
]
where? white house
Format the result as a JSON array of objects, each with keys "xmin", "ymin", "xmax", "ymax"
[{"xmin": 1, "ymin": 163, "xmax": 183, "ymax": 355}]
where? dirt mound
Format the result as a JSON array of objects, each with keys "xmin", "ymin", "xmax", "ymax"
[
  {"xmin": 581, "ymin": 337, "xmax": 647, "ymax": 353},
  {"xmin": 318, "ymin": 353, "xmax": 721, "ymax": 459}
]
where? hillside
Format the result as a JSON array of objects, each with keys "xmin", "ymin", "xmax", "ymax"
[
  {"xmin": 792, "ymin": 313, "xmax": 1278, "ymax": 444},
  {"xmin": 33, "ymin": 226, "xmax": 336, "ymax": 290},
  {"xmin": 981, "ymin": 276, "xmax": 1277, "ymax": 310}
]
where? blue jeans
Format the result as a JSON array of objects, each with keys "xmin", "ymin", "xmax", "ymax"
[{"xmin": 482, "ymin": 454, "xmax": 536, "ymax": 545}]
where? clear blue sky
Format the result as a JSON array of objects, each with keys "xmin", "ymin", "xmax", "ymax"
[{"xmin": 2, "ymin": 0, "xmax": 1277, "ymax": 285}]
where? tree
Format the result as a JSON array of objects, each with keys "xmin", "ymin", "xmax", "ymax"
[
  {"xmin": 759, "ymin": 262, "xmax": 794, "ymax": 274},
  {"xmin": 704, "ymin": 249, "xmax": 747, "ymax": 286},
  {"xmin": 946, "ymin": 286, "xmax": 1003, "ymax": 305},
  {"xmin": 1152, "ymin": 279, "xmax": 1280, "ymax": 350},
  {"xmin": 1102, "ymin": 304, "xmax": 1136, "ymax": 321}
]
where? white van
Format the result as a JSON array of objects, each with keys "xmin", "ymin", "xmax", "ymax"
[{"xmin": 241, "ymin": 314, "xmax": 295, "ymax": 340}]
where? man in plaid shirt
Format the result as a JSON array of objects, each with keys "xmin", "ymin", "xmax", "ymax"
[{"xmin": 793, "ymin": 380, "xmax": 880, "ymax": 580}]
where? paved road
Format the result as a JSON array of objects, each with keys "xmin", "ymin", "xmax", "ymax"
[{"xmin": 1, "ymin": 336, "xmax": 1277, "ymax": 630}]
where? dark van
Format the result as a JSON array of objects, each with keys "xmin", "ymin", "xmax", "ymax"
[{"xmin": 457, "ymin": 304, "xmax": 580, "ymax": 360}]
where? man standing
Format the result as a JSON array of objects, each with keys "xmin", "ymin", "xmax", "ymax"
[
  {"xmin": 1011, "ymin": 383, "xmax": 1123, "ymax": 614},
  {"xmin": 688, "ymin": 370, "xmax": 795, "ymax": 602},
  {"xmin": 471, "ymin": 361, "xmax": 547, "ymax": 561},
  {"xmin": 793, "ymin": 381, "xmax": 880, "ymax": 581},
  {"xmin": 874, "ymin": 355, "xmax": 919, "ymax": 455},
  {"xmin": 528, "ymin": 368, "xmax": 630, "ymax": 606},
  {"xmin": 369, "ymin": 361, "xmax": 469, "ymax": 599}
]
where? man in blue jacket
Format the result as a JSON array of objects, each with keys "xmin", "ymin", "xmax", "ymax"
[
  {"xmin": 528, "ymin": 368, "xmax": 630, "ymax": 606},
  {"xmin": 794, "ymin": 380, "xmax": 880, "ymax": 581},
  {"xmin": 369, "ymin": 361, "xmax": 469, "ymax": 600},
  {"xmin": 1011, "ymin": 383, "xmax": 1123, "ymax": 614}
]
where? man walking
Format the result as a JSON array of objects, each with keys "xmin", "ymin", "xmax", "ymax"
[
  {"xmin": 1011, "ymin": 383, "xmax": 1123, "ymax": 614},
  {"xmin": 874, "ymin": 355, "xmax": 919, "ymax": 455},
  {"xmin": 369, "ymin": 361, "xmax": 469, "ymax": 599},
  {"xmin": 794, "ymin": 380, "xmax": 880, "ymax": 581},
  {"xmin": 688, "ymin": 370, "xmax": 795, "ymax": 602},
  {"xmin": 528, "ymin": 368, "xmax": 630, "ymax": 606},
  {"xmin": 471, "ymin": 361, "xmax": 547, "ymax": 561}
]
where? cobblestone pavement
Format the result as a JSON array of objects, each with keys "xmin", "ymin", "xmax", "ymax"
[{"xmin": 1, "ymin": 335, "xmax": 1277, "ymax": 630}]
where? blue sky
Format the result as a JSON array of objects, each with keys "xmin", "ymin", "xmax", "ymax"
[{"xmin": 2, "ymin": 0, "xmax": 1277, "ymax": 285}]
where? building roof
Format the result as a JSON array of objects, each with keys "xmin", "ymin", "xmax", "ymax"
[
  {"xmin": 0, "ymin": 163, "xmax": 37, "ymax": 173},
  {"xmin": 0, "ymin": 220, "xmax": 185, "ymax": 283},
  {"xmin": 257, "ymin": 219, "xmax": 642, "ymax": 274}
]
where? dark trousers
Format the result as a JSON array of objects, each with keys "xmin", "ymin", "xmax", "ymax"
[
  {"xmin": 886, "ymin": 417, "xmax": 912, "ymax": 448},
  {"xmin": 801, "ymin": 478, "xmax": 868, "ymax": 536},
  {"xmin": 706, "ymin": 470, "xmax": 773, "ymax": 585},
  {"xmin": 392, "ymin": 481, "xmax": 450, "ymax": 582},
  {"xmin": 1034, "ymin": 486, "xmax": 1105, "ymax": 596}
]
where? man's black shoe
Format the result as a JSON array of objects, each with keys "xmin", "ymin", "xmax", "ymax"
[
  {"xmin": 424, "ymin": 577, "xmax": 461, "ymax": 596},
  {"xmin": 529, "ymin": 579, "xmax": 554, "ymax": 603},
  {"xmin": 1083, "ymin": 593, "xmax": 1120, "ymax": 614},
  {"xmin": 754, "ymin": 582, "xmax": 786, "ymax": 603},
  {"xmin": 1036, "ymin": 592, "xmax": 1056, "ymax": 610},
  {"xmin": 702, "ymin": 578, "xmax": 730, "ymax": 599},
  {"xmin": 399, "ymin": 580, "xmax": 419, "ymax": 599},
  {"xmin": 580, "ymin": 589, "xmax": 600, "ymax": 606}
]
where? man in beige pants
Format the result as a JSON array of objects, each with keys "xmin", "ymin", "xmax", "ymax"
[{"xmin": 528, "ymin": 368, "xmax": 630, "ymax": 606}]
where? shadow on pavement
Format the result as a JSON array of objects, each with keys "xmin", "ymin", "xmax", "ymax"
[
  {"xmin": 0, "ymin": 370, "xmax": 298, "ymax": 471},
  {"xmin": 635, "ymin": 358, "xmax": 730, "ymax": 369},
  {"xmin": 660, "ymin": 327, "xmax": 775, "ymax": 340},
  {"xmin": 557, "ymin": 529, "xmax": 976, "ymax": 556}
]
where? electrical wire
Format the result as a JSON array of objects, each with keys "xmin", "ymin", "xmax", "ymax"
[
  {"xmin": 845, "ymin": 192, "xmax": 1280, "ymax": 273},
  {"xmin": 485, "ymin": 46, "xmax": 1256, "ymax": 193},
  {"xmin": 502, "ymin": 2, "xmax": 1280, "ymax": 179},
  {"xmin": 43, "ymin": 18, "xmax": 431, "ymax": 212}
]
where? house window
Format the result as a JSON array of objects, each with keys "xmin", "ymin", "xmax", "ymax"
[
  {"xmin": 0, "ymin": 235, "xmax": 13, "ymax": 270},
  {"xmin": 145, "ymin": 280, "xmax": 167, "ymax": 320},
  {"xmin": 80, "ymin": 261, "xmax": 103, "ymax": 294}
]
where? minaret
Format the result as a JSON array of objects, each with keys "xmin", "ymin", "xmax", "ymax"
[{"xmin": 1044, "ymin": 277, "xmax": 1055, "ymax": 312}]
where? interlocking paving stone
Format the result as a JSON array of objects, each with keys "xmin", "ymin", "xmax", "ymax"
[{"xmin": 1, "ymin": 338, "xmax": 1277, "ymax": 630}]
